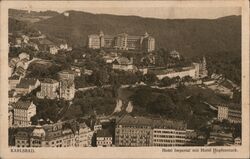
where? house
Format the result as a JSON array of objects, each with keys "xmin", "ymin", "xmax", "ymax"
[
  {"xmin": 112, "ymin": 57, "xmax": 134, "ymax": 71},
  {"xmin": 9, "ymin": 90, "xmax": 21, "ymax": 103},
  {"xmin": 207, "ymin": 131, "xmax": 234, "ymax": 146},
  {"xmin": 36, "ymin": 78, "xmax": 59, "ymax": 99},
  {"xmin": 9, "ymin": 75, "xmax": 21, "ymax": 90},
  {"xmin": 15, "ymin": 66, "xmax": 26, "ymax": 77},
  {"xmin": 18, "ymin": 52, "xmax": 30, "ymax": 61},
  {"xmin": 169, "ymin": 50, "xmax": 180, "ymax": 59},
  {"xmin": 78, "ymin": 123, "xmax": 94, "ymax": 147},
  {"xmin": 217, "ymin": 104, "xmax": 241, "ymax": 123},
  {"xmin": 96, "ymin": 129, "xmax": 113, "ymax": 147},
  {"xmin": 49, "ymin": 45, "xmax": 59, "ymax": 54},
  {"xmin": 234, "ymin": 137, "xmax": 241, "ymax": 145},
  {"xmin": 15, "ymin": 78, "xmax": 40, "ymax": 95},
  {"xmin": 12, "ymin": 100, "xmax": 36, "ymax": 127}
]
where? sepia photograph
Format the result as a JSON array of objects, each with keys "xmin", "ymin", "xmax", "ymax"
[{"xmin": 0, "ymin": 0, "xmax": 249, "ymax": 159}]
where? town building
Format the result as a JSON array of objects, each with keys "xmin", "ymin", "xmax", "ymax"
[
  {"xmin": 199, "ymin": 56, "xmax": 208, "ymax": 78},
  {"xmin": 88, "ymin": 34, "xmax": 101, "ymax": 49},
  {"xmin": 59, "ymin": 80, "xmax": 75, "ymax": 100},
  {"xmin": 96, "ymin": 129, "xmax": 113, "ymax": 147},
  {"xmin": 88, "ymin": 31, "xmax": 155, "ymax": 52},
  {"xmin": 15, "ymin": 129, "xmax": 32, "ymax": 147},
  {"xmin": 37, "ymin": 78, "xmax": 59, "ymax": 99},
  {"xmin": 9, "ymin": 75, "xmax": 21, "ymax": 90},
  {"xmin": 30, "ymin": 125, "xmax": 46, "ymax": 147},
  {"xmin": 18, "ymin": 52, "xmax": 30, "ymax": 60},
  {"xmin": 115, "ymin": 115, "xmax": 190, "ymax": 147},
  {"xmin": 207, "ymin": 131, "xmax": 234, "ymax": 146},
  {"xmin": 217, "ymin": 104, "xmax": 241, "ymax": 123},
  {"xmin": 8, "ymin": 90, "xmax": 21, "ymax": 103},
  {"xmin": 58, "ymin": 70, "xmax": 75, "ymax": 81},
  {"xmin": 115, "ymin": 115, "xmax": 153, "ymax": 147},
  {"xmin": 112, "ymin": 57, "xmax": 134, "ymax": 71},
  {"xmin": 9, "ymin": 106, "xmax": 13, "ymax": 127},
  {"xmin": 15, "ymin": 78, "xmax": 40, "ymax": 95},
  {"xmin": 234, "ymin": 137, "xmax": 241, "ymax": 145},
  {"xmin": 12, "ymin": 101, "xmax": 36, "ymax": 127},
  {"xmin": 78, "ymin": 123, "xmax": 94, "ymax": 147},
  {"xmin": 152, "ymin": 119, "xmax": 187, "ymax": 147},
  {"xmin": 49, "ymin": 45, "xmax": 59, "ymax": 54},
  {"xmin": 149, "ymin": 63, "xmax": 200, "ymax": 80},
  {"xmin": 169, "ymin": 50, "xmax": 180, "ymax": 59}
]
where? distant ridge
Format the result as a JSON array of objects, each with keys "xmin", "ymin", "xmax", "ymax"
[{"xmin": 10, "ymin": 9, "xmax": 240, "ymax": 57}]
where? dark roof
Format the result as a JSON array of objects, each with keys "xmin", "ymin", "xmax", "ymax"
[
  {"xmin": 96, "ymin": 129, "xmax": 112, "ymax": 138},
  {"xmin": 9, "ymin": 75, "xmax": 20, "ymax": 80},
  {"xmin": 41, "ymin": 78, "xmax": 58, "ymax": 84},
  {"xmin": 16, "ymin": 78, "xmax": 39, "ymax": 88},
  {"xmin": 116, "ymin": 115, "xmax": 186, "ymax": 130},
  {"xmin": 218, "ymin": 103, "xmax": 241, "ymax": 111},
  {"xmin": 12, "ymin": 100, "xmax": 34, "ymax": 110}
]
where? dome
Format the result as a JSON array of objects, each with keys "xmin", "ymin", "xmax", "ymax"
[{"xmin": 32, "ymin": 125, "xmax": 46, "ymax": 137}]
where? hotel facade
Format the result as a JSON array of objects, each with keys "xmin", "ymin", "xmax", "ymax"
[{"xmin": 88, "ymin": 31, "xmax": 155, "ymax": 52}]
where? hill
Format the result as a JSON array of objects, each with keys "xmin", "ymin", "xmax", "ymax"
[
  {"xmin": 33, "ymin": 10, "xmax": 241, "ymax": 57},
  {"xmin": 9, "ymin": 8, "xmax": 59, "ymax": 23}
]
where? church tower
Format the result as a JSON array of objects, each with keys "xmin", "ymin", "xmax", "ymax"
[{"xmin": 200, "ymin": 56, "xmax": 208, "ymax": 78}]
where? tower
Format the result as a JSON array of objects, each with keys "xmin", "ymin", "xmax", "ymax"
[
  {"xmin": 99, "ymin": 30, "xmax": 105, "ymax": 48},
  {"xmin": 200, "ymin": 56, "xmax": 208, "ymax": 78}
]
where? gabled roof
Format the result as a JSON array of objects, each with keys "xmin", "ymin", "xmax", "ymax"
[
  {"xmin": 16, "ymin": 78, "xmax": 39, "ymax": 88},
  {"xmin": 113, "ymin": 57, "xmax": 131, "ymax": 65},
  {"xmin": 12, "ymin": 100, "xmax": 34, "ymax": 110}
]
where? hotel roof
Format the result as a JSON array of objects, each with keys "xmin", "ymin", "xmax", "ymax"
[{"xmin": 116, "ymin": 115, "xmax": 187, "ymax": 130}]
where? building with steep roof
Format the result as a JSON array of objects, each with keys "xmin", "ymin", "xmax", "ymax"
[
  {"xmin": 36, "ymin": 78, "xmax": 59, "ymax": 99},
  {"xmin": 112, "ymin": 57, "xmax": 134, "ymax": 71},
  {"xmin": 12, "ymin": 101, "xmax": 36, "ymax": 127},
  {"xmin": 15, "ymin": 78, "xmax": 40, "ymax": 95}
]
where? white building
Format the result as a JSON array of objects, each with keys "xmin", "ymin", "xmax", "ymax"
[
  {"xmin": 12, "ymin": 101, "xmax": 36, "ymax": 127},
  {"xmin": 37, "ymin": 78, "xmax": 59, "ymax": 99},
  {"xmin": 217, "ymin": 104, "xmax": 241, "ymax": 123}
]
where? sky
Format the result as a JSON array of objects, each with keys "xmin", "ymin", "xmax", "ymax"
[{"xmin": 13, "ymin": 1, "xmax": 241, "ymax": 19}]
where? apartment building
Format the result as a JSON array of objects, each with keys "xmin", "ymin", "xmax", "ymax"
[{"xmin": 36, "ymin": 78, "xmax": 59, "ymax": 99}]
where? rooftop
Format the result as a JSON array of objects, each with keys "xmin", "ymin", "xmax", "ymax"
[
  {"xmin": 16, "ymin": 78, "xmax": 39, "ymax": 88},
  {"xmin": 116, "ymin": 115, "xmax": 187, "ymax": 130},
  {"xmin": 41, "ymin": 78, "xmax": 58, "ymax": 84},
  {"xmin": 96, "ymin": 129, "xmax": 113, "ymax": 138},
  {"xmin": 113, "ymin": 57, "xmax": 132, "ymax": 65},
  {"xmin": 12, "ymin": 100, "xmax": 34, "ymax": 110}
]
